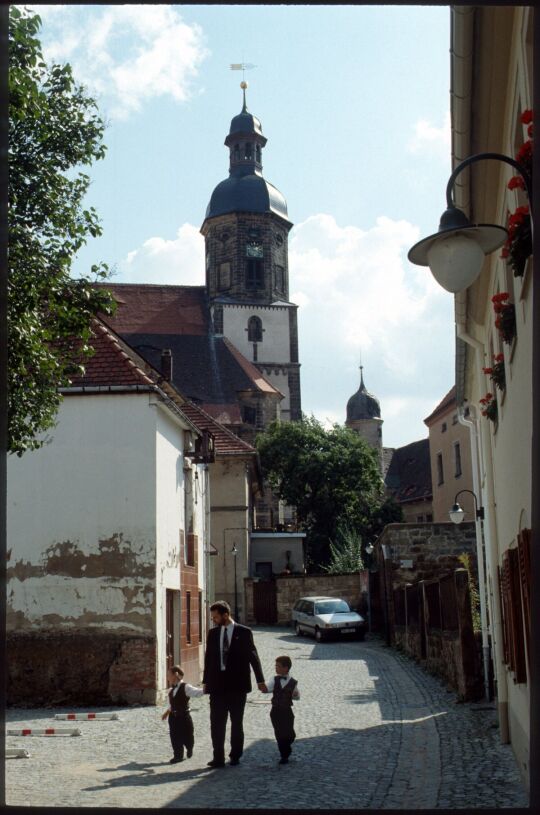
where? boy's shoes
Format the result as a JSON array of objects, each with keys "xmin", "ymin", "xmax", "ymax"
[
  {"xmin": 229, "ymin": 758, "xmax": 240, "ymax": 766},
  {"xmin": 278, "ymin": 757, "xmax": 289, "ymax": 764},
  {"xmin": 207, "ymin": 759, "xmax": 225, "ymax": 768},
  {"xmin": 186, "ymin": 748, "xmax": 193, "ymax": 759},
  {"xmin": 170, "ymin": 757, "xmax": 184, "ymax": 764}
]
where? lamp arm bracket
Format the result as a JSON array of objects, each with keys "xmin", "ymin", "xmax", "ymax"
[{"xmin": 447, "ymin": 152, "xmax": 533, "ymax": 217}]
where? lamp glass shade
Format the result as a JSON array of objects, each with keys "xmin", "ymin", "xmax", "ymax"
[
  {"xmin": 426, "ymin": 233, "xmax": 485, "ymax": 293},
  {"xmin": 365, "ymin": 544, "xmax": 374, "ymax": 555},
  {"xmin": 449, "ymin": 503, "xmax": 465, "ymax": 524}
]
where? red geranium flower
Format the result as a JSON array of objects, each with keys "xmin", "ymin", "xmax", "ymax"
[
  {"xmin": 508, "ymin": 175, "xmax": 525, "ymax": 191},
  {"xmin": 521, "ymin": 109, "xmax": 533, "ymax": 125}
]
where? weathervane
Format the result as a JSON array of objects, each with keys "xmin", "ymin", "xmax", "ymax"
[{"xmin": 230, "ymin": 62, "xmax": 257, "ymax": 108}]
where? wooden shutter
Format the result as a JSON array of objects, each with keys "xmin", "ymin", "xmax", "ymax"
[
  {"xmin": 497, "ymin": 565, "xmax": 510, "ymax": 665},
  {"xmin": 500, "ymin": 549, "xmax": 527, "ymax": 684},
  {"xmin": 517, "ymin": 528, "xmax": 531, "ymax": 669}
]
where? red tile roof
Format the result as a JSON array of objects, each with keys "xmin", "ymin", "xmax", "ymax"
[
  {"xmin": 69, "ymin": 321, "xmax": 155, "ymax": 387},
  {"xmin": 222, "ymin": 337, "xmax": 283, "ymax": 396},
  {"xmin": 180, "ymin": 401, "xmax": 256, "ymax": 456},
  {"xmin": 98, "ymin": 283, "xmax": 208, "ymax": 335}
]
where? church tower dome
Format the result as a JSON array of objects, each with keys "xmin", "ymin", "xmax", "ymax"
[{"xmin": 346, "ymin": 367, "xmax": 383, "ymax": 472}]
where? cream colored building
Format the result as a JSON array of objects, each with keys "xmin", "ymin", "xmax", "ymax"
[
  {"xmin": 413, "ymin": 6, "xmax": 533, "ymax": 789},
  {"xmin": 424, "ymin": 386, "xmax": 475, "ymax": 523}
]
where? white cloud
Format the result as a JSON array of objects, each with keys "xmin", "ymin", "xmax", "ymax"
[
  {"xmin": 29, "ymin": 4, "xmax": 210, "ymax": 120},
  {"xmin": 118, "ymin": 223, "xmax": 204, "ymax": 285},
  {"xmin": 407, "ymin": 110, "xmax": 451, "ymax": 157}
]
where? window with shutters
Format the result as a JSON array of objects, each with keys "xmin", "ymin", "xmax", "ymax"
[
  {"xmin": 499, "ymin": 548, "xmax": 527, "ymax": 683},
  {"xmin": 517, "ymin": 528, "xmax": 531, "ymax": 670}
]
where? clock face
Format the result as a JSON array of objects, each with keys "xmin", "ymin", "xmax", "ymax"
[
  {"xmin": 246, "ymin": 243, "xmax": 263, "ymax": 258},
  {"xmin": 220, "ymin": 231, "xmax": 230, "ymax": 243},
  {"xmin": 274, "ymin": 233, "xmax": 284, "ymax": 247}
]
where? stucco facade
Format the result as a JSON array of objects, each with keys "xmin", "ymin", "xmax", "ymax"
[{"xmin": 7, "ymin": 387, "xmax": 206, "ymax": 703}]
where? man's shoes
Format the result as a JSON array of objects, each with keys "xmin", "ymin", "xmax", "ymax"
[
  {"xmin": 186, "ymin": 748, "xmax": 193, "ymax": 759},
  {"xmin": 170, "ymin": 757, "xmax": 184, "ymax": 764},
  {"xmin": 207, "ymin": 759, "xmax": 225, "ymax": 768},
  {"xmin": 279, "ymin": 757, "xmax": 289, "ymax": 764},
  {"xmin": 229, "ymin": 758, "xmax": 240, "ymax": 766}
]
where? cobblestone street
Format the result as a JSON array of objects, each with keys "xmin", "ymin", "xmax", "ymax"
[{"xmin": 6, "ymin": 627, "xmax": 529, "ymax": 809}]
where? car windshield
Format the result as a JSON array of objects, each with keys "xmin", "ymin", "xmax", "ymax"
[{"xmin": 315, "ymin": 600, "xmax": 351, "ymax": 615}]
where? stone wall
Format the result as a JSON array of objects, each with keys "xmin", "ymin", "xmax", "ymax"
[
  {"xmin": 245, "ymin": 572, "xmax": 368, "ymax": 626},
  {"xmin": 7, "ymin": 631, "xmax": 157, "ymax": 706}
]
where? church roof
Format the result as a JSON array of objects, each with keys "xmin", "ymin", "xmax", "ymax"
[
  {"xmin": 384, "ymin": 438, "xmax": 432, "ymax": 504},
  {"xmin": 96, "ymin": 282, "xmax": 282, "ymax": 421},
  {"xmin": 346, "ymin": 368, "xmax": 381, "ymax": 421},
  {"xmin": 205, "ymin": 174, "xmax": 289, "ymax": 220}
]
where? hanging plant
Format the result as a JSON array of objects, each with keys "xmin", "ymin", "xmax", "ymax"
[
  {"xmin": 501, "ymin": 109, "xmax": 533, "ymax": 277},
  {"xmin": 483, "ymin": 352, "xmax": 506, "ymax": 390},
  {"xmin": 492, "ymin": 292, "xmax": 516, "ymax": 344},
  {"xmin": 479, "ymin": 392, "xmax": 498, "ymax": 423}
]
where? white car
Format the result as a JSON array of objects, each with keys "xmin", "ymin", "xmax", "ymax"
[{"xmin": 291, "ymin": 596, "xmax": 367, "ymax": 642}]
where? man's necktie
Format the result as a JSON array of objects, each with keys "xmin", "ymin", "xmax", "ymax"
[{"xmin": 222, "ymin": 626, "xmax": 229, "ymax": 666}]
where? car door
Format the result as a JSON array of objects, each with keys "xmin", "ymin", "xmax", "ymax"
[{"xmin": 303, "ymin": 600, "xmax": 315, "ymax": 634}]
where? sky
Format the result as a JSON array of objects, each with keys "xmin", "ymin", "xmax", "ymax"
[{"xmin": 28, "ymin": 3, "xmax": 455, "ymax": 449}]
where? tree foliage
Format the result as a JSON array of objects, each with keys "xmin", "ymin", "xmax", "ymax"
[
  {"xmin": 323, "ymin": 525, "xmax": 365, "ymax": 575},
  {"xmin": 256, "ymin": 416, "xmax": 403, "ymax": 569},
  {"xmin": 8, "ymin": 7, "xmax": 116, "ymax": 455}
]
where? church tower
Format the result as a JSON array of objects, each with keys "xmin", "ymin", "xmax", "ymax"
[
  {"xmin": 200, "ymin": 83, "xmax": 301, "ymax": 422},
  {"xmin": 346, "ymin": 367, "xmax": 384, "ymax": 472}
]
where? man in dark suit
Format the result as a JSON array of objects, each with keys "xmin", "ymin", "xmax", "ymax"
[{"xmin": 202, "ymin": 600, "xmax": 265, "ymax": 767}]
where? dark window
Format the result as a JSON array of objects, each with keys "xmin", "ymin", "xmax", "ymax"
[
  {"xmin": 185, "ymin": 533, "xmax": 196, "ymax": 567},
  {"xmin": 233, "ymin": 144, "xmax": 240, "ymax": 161},
  {"xmin": 242, "ymin": 405, "xmax": 257, "ymax": 424},
  {"xmin": 437, "ymin": 453, "xmax": 444, "ymax": 485},
  {"xmin": 255, "ymin": 144, "xmax": 261, "ymax": 163},
  {"xmin": 247, "ymin": 316, "xmax": 263, "ymax": 342},
  {"xmin": 255, "ymin": 562, "xmax": 273, "ymax": 580},
  {"xmin": 464, "ymin": 406, "xmax": 470, "ymax": 417},
  {"xmin": 186, "ymin": 591, "xmax": 191, "ymax": 644},
  {"xmin": 198, "ymin": 591, "xmax": 203, "ymax": 642},
  {"xmin": 416, "ymin": 515, "xmax": 425, "ymax": 523},
  {"xmin": 452, "ymin": 413, "xmax": 458, "ymax": 425},
  {"xmin": 275, "ymin": 265, "xmax": 284, "ymax": 291},
  {"xmin": 244, "ymin": 142, "xmax": 252, "ymax": 159},
  {"xmin": 441, "ymin": 422, "xmax": 447, "ymax": 433},
  {"xmin": 246, "ymin": 259, "xmax": 264, "ymax": 289},
  {"xmin": 426, "ymin": 513, "xmax": 433, "ymax": 522},
  {"xmin": 454, "ymin": 442, "xmax": 462, "ymax": 477}
]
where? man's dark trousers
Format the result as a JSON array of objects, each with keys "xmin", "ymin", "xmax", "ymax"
[{"xmin": 209, "ymin": 690, "xmax": 247, "ymax": 762}]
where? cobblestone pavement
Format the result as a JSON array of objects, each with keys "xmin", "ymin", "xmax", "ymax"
[{"xmin": 5, "ymin": 627, "xmax": 529, "ymax": 809}]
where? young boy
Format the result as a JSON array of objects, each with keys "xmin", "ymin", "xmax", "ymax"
[
  {"xmin": 162, "ymin": 665, "xmax": 204, "ymax": 763},
  {"xmin": 260, "ymin": 655, "xmax": 300, "ymax": 764}
]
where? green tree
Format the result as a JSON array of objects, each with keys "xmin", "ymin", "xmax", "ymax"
[
  {"xmin": 323, "ymin": 525, "xmax": 365, "ymax": 574},
  {"xmin": 8, "ymin": 7, "xmax": 116, "ymax": 456},
  {"xmin": 256, "ymin": 415, "xmax": 402, "ymax": 569}
]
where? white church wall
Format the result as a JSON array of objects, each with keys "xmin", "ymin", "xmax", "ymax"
[{"xmin": 222, "ymin": 303, "xmax": 292, "ymax": 362}]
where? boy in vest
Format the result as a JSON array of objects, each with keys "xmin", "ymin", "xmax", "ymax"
[
  {"xmin": 162, "ymin": 665, "xmax": 204, "ymax": 763},
  {"xmin": 260, "ymin": 655, "xmax": 300, "ymax": 764}
]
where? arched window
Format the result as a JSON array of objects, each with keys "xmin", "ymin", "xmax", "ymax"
[
  {"xmin": 233, "ymin": 144, "xmax": 240, "ymax": 161},
  {"xmin": 244, "ymin": 142, "xmax": 253, "ymax": 160},
  {"xmin": 247, "ymin": 316, "xmax": 263, "ymax": 342},
  {"xmin": 255, "ymin": 144, "xmax": 261, "ymax": 163}
]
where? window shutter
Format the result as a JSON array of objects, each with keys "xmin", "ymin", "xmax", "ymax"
[
  {"xmin": 508, "ymin": 548, "xmax": 527, "ymax": 683},
  {"xmin": 498, "ymin": 561, "xmax": 510, "ymax": 666},
  {"xmin": 517, "ymin": 528, "xmax": 531, "ymax": 670}
]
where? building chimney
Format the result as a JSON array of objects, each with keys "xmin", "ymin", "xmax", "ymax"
[{"xmin": 161, "ymin": 348, "xmax": 172, "ymax": 382}]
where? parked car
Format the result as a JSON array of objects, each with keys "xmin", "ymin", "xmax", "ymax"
[{"xmin": 291, "ymin": 596, "xmax": 367, "ymax": 642}]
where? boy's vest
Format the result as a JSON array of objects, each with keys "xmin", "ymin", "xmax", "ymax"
[
  {"xmin": 169, "ymin": 683, "xmax": 190, "ymax": 716},
  {"xmin": 271, "ymin": 676, "xmax": 297, "ymax": 709}
]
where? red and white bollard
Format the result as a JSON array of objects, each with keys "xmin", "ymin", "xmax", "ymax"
[
  {"xmin": 7, "ymin": 727, "xmax": 81, "ymax": 736},
  {"xmin": 54, "ymin": 712, "xmax": 120, "ymax": 721}
]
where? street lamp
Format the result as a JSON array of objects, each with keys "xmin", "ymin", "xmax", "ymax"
[
  {"xmin": 231, "ymin": 543, "xmax": 239, "ymax": 622},
  {"xmin": 449, "ymin": 489, "xmax": 485, "ymax": 524},
  {"xmin": 408, "ymin": 152, "xmax": 532, "ymax": 292}
]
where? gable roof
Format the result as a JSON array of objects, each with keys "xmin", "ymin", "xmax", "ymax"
[
  {"xmin": 424, "ymin": 386, "xmax": 456, "ymax": 426},
  {"xmin": 180, "ymin": 401, "xmax": 256, "ymax": 457},
  {"xmin": 68, "ymin": 320, "xmax": 156, "ymax": 389},
  {"xmin": 97, "ymin": 283, "xmax": 209, "ymax": 335},
  {"xmin": 384, "ymin": 438, "xmax": 432, "ymax": 504}
]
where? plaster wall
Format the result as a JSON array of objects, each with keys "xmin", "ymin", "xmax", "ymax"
[
  {"xmin": 427, "ymin": 406, "xmax": 475, "ymax": 523},
  {"xmin": 7, "ymin": 394, "xmax": 157, "ymax": 634},
  {"xmin": 222, "ymin": 303, "xmax": 292, "ymax": 362},
  {"xmin": 250, "ymin": 533, "xmax": 305, "ymax": 576}
]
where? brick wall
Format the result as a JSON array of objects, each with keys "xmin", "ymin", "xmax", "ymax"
[{"xmin": 7, "ymin": 630, "xmax": 157, "ymax": 706}]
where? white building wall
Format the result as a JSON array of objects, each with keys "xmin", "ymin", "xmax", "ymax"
[
  {"xmin": 7, "ymin": 394, "xmax": 157, "ymax": 633},
  {"xmin": 222, "ymin": 304, "xmax": 292, "ymax": 362}
]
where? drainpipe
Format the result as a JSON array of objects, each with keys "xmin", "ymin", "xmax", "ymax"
[
  {"xmin": 456, "ymin": 315, "xmax": 509, "ymax": 741},
  {"xmin": 457, "ymin": 403, "xmax": 491, "ymax": 701}
]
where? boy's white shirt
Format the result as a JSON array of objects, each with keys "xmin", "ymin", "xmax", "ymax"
[
  {"xmin": 167, "ymin": 680, "xmax": 204, "ymax": 712},
  {"xmin": 264, "ymin": 674, "xmax": 300, "ymax": 699}
]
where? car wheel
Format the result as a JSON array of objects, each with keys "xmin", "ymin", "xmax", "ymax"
[
  {"xmin": 314, "ymin": 627, "xmax": 325, "ymax": 642},
  {"xmin": 294, "ymin": 622, "xmax": 302, "ymax": 636},
  {"xmin": 356, "ymin": 630, "xmax": 366, "ymax": 642}
]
